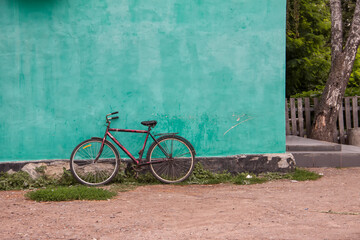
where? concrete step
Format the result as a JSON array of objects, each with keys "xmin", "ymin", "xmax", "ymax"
[
  {"xmin": 286, "ymin": 136, "xmax": 360, "ymax": 168},
  {"xmin": 286, "ymin": 135, "xmax": 341, "ymax": 152}
]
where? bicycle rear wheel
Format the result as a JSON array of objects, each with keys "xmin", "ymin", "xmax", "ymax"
[
  {"xmin": 70, "ymin": 139, "xmax": 120, "ymax": 186},
  {"xmin": 147, "ymin": 135, "xmax": 195, "ymax": 183}
]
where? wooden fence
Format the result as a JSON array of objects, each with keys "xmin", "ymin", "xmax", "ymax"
[{"xmin": 286, "ymin": 96, "xmax": 360, "ymax": 143}]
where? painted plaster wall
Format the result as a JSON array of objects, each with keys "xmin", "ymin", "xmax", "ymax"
[{"xmin": 0, "ymin": 0, "xmax": 286, "ymax": 161}]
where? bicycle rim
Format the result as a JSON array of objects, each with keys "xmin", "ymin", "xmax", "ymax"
[
  {"xmin": 149, "ymin": 137, "xmax": 194, "ymax": 183},
  {"xmin": 70, "ymin": 140, "xmax": 119, "ymax": 186}
]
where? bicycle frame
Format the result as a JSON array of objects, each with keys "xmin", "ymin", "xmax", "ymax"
[{"xmin": 95, "ymin": 123, "xmax": 170, "ymax": 166}]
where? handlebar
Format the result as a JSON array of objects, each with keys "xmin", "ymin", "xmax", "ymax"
[{"xmin": 106, "ymin": 111, "xmax": 119, "ymax": 123}]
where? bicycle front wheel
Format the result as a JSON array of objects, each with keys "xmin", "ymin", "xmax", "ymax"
[
  {"xmin": 70, "ymin": 139, "xmax": 120, "ymax": 186},
  {"xmin": 147, "ymin": 136, "xmax": 195, "ymax": 183}
]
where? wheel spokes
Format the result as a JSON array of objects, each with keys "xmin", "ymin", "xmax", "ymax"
[
  {"xmin": 72, "ymin": 140, "xmax": 118, "ymax": 185},
  {"xmin": 149, "ymin": 138, "xmax": 194, "ymax": 183}
]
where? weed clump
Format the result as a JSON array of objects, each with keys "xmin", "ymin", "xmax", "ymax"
[
  {"xmin": 0, "ymin": 171, "xmax": 34, "ymax": 190},
  {"xmin": 187, "ymin": 163, "xmax": 232, "ymax": 184},
  {"xmin": 0, "ymin": 168, "xmax": 77, "ymax": 191}
]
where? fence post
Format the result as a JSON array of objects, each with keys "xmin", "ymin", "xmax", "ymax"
[
  {"xmin": 290, "ymin": 98, "xmax": 297, "ymax": 135},
  {"xmin": 345, "ymin": 97, "xmax": 351, "ymax": 130},
  {"xmin": 286, "ymin": 97, "xmax": 359, "ymax": 143},
  {"xmin": 338, "ymin": 99, "xmax": 345, "ymax": 144},
  {"xmin": 353, "ymin": 96, "xmax": 359, "ymax": 128},
  {"xmin": 297, "ymin": 98, "xmax": 304, "ymax": 137},
  {"xmin": 285, "ymin": 99, "xmax": 290, "ymax": 135},
  {"xmin": 304, "ymin": 98, "xmax": 311, "ymax": 137}
]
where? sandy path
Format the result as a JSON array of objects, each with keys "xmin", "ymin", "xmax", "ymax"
[{"xmin": 1, "ymin": 168, "xmax": 360, "ymax": 240}]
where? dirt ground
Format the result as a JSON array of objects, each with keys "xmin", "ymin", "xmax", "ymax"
[{"xmin": 0, "ymin": 168, "xmax": 360, "ymax": 240}]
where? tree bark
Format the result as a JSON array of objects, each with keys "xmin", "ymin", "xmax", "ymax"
[
  {"xmin": 310, "ymin": 0, "xmax": 360, "ymax": 142},
  {"xmin": 330, "ymin": 0, "xmax": 343, "ymax": 64}
]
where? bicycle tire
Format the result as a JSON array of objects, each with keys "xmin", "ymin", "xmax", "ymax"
[
  {"xmin": 70, "ymin": 138, "xmax": 120, "ymax": 186},
  {"xmin": 146, "ymin": 135, "xmax": 195, "ymax": 183}
]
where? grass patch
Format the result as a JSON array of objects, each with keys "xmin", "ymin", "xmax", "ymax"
[
  {"xmin": 25, "ymin": 186, "xmax": 116, "ymax": 202},
  {"xmin": 185, "ymin": 163, "xmax": 232, "ymax": 184},
  {"xmin": 233, "ymin": 173, "xmax": 268, "ymax": 185},
  {"xmin": 184, "ymin": 163, "xmax": 322, "ymax": 185},
  {"xmin": 287, "ymin": 168, "xmax": 322, "ymax": 181},
  {"xmin": 259, "ymin": 168, "xmax": 322, "ymax": 182}
]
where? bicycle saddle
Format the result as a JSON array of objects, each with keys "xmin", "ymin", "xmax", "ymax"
[{"xmin": 141, "ymin": 120, "xmax": 157, "ymax": 127}]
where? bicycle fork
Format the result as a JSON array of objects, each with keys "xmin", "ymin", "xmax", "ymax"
[{"xmin": 94, "ymin": 132, "xmax": 109, "ymax": 163}]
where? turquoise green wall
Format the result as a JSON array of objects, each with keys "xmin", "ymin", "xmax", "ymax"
[{"xmin": 0, "ymin": 0, "xmax": 286, "ymax": 162}]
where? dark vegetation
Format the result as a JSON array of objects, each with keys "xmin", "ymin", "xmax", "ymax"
[
  {"xmin": 286, "ymin": 0, "xmax": 360, "ymax": 98},
  {"xmin": 0, "ymin": 168, "xmax": 77, "ymax": 191}
]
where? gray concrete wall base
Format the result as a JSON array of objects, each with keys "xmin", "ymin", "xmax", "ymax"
[
  {"xmin": 0, "ymin": 154, "xmax": 296, "ymax": 179},
  {"xmin": 292, "ymin": 152, "xmax": 360, "ymax": 168},
  {"xmin": 196, "ymin": 153, "xmax": 296, "ymax": 174}
]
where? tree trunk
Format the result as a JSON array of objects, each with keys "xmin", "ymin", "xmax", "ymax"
[{"xmin": 310, "ymin": 0, "xmax": 360, "ymax": 142}]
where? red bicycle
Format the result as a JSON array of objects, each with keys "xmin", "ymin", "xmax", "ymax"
[{"xmin": 70, "ymin": 111, "xmax": 196, "ymax": 186}]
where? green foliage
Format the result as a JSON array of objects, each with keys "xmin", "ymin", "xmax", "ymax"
[
  {"xmin": 287, "ymin": 0, "xmax": 360, "ymax": 97},
  {"xmin": 26, "ymin": 186, "xmax": 116, "ymax": 202},
  {"xmin": 0, "ymin": 171, "xmax": 34, "ymax": 190},
  {"xmin": 286, "ymin": 0, "xmax": 331, "ymax": 97},
  {"xmin": 291, "ymin": 85, "xmax": 360, "ymax": 98},
  {"xmin": 57, "ymin": 168, "xmax": 78, "ymax": 186},
  {"xmin": 185, "ymin": 163, "xmax": 321, "ymax": 185},
  {"xmin": 291, "ymin": 85, "xmax": 324, "ymax": 98},
  {"xmin": 31, "ymin": 176, "xmax": 57, "ymax": 189},
  {"xmin": 186, "ymin": 163, "xmax": 232, "ymax": 184},
  {"xmin": 286, "ymin": 168, "xmax": 322, "ymax": 181},
  {"xmin": 345, "ymin": 87, "xmax": 360, "ymax": 97},
  {"xmin": 0, "ymin": 168, "xmax": 78, "ymax": 191},
  {"xmin": 260, "ymin": 168, "xmax": 322, "ymax": 181},
  {"xmin": 136, "ymin": 172, "xmax": 161, "ymax": 184},
  {"xmin": 348, "ymin": 49, "xmax": 360, "ymax": 89}
]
